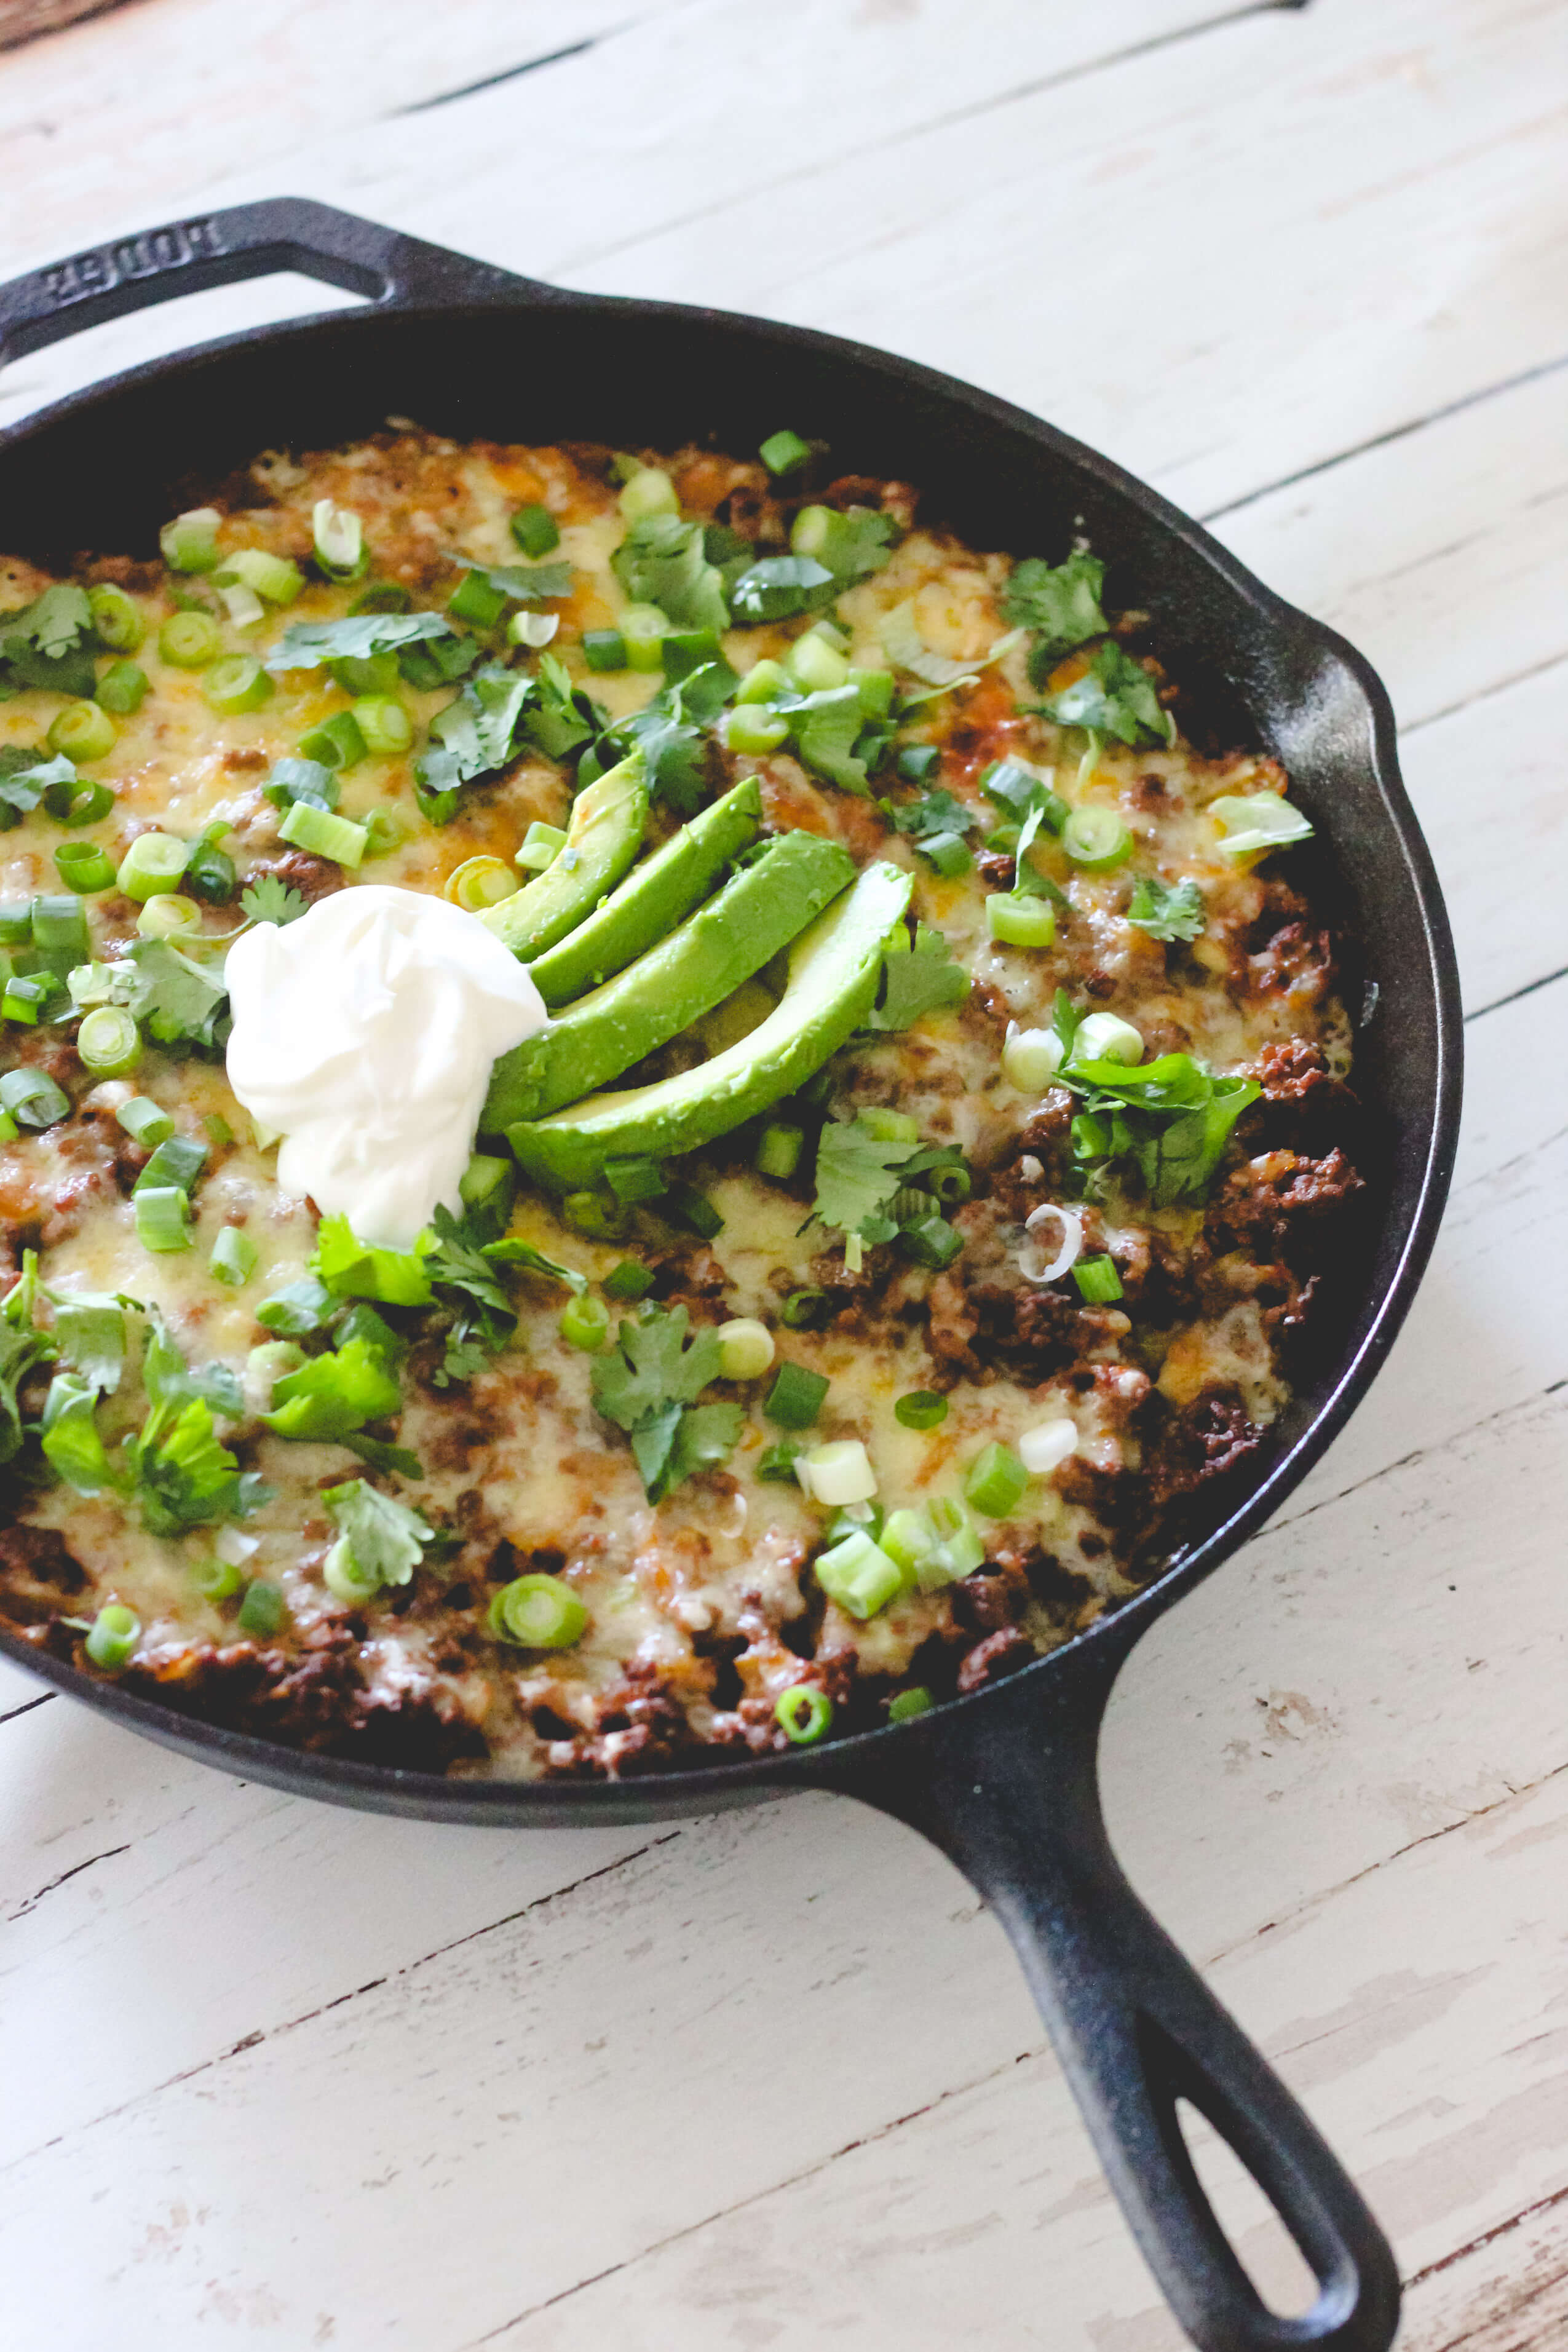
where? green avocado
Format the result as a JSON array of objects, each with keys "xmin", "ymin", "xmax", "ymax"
[
  {"xmin": 480, "ymin": 750, "xmax": 647, "ymax": 962},
  {"xmin": 507, "ymin": 860, "xmax": 914, "ymax": 1192},
  {"xmin": 527, "ymin": 774, "xmax": 762, "ymax": 1008},
  {"xmin": 482, "ymin": 830, "xmax": 854, "ymax": 1129}
]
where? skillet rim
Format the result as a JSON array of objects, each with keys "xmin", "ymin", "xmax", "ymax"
[{"xmin": 0, "ymin": 287, "xmax": 1463, "ymax": 1821}]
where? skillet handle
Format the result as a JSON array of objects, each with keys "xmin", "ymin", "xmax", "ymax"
[
  {"xmin": 0, "ymin": 197, "xmax": 553, "ymax": 368},
  {"xmin": 826, "ymin": 1652, "xmax": 1400, "ymax": 2352}
]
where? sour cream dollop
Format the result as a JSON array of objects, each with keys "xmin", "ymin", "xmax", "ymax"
[{"xmin": 225, "ymin": 885, "xmax": 547, "ymax": 1249}]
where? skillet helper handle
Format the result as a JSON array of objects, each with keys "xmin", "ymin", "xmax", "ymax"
[
  {"xmin": 0, "ymin": 196, "xmax": 550, "ymax": 368},
  {"xmin": 834, "ymin": 1660, "xmax": 1400, "ymax": 2352}
]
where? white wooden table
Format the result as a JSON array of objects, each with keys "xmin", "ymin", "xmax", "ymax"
[{"xmin": 2, "ymin": 4, "xmax": 1565, "ymax": 2345}]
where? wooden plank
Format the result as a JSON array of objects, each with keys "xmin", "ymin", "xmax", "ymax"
[{"xmin": 1403, "ymin": 2194, "xmax": 1568, "ymax": 2352}]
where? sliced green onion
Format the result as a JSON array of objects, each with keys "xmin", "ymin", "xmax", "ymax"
[
  {"xmin": 210, "ymin": 1227, "xmax": 258, "ymax": 1287},
  {"xmin": 0, "ymin": 903, "xmax": 31, "ymax": 946},
  {"xmin": 312, "ymin": 499, "xmax": 367, "ymax": 581},
  {"xmin": 726, "ymin": 706, "xmax": 790, "ymax": 758},
  {"xmin": 205, "ymin": 1115, "xmax": 234, "ymax": 1146},
  {"xmin": 448, "ymin": 569, "xmax": 507, "ymax": 629},
  {"xmin": 881, "ymin": 1508, "xmax": 935, "ymax": 1578},
  {"xmin": 619, "ymin": 467, "xmax": 679, "ymax": 521},
  {"xmin": 116, "ymin": 1096, "xmax": 174, "ymax": 1147},
  {"xmin": 1062, "ymin": 806, "xmax": 1133, "ymax": 870},
  {"xmin": 44, "ymin": 774, "xmax": 114, "ymax": 827},
  {"xmin": 48, "ymin": 702, "xmax": 116, "ymax": 763},
  {"xmin": 735, "ymin": 658, "xmax": 789, "ymax": 707},
  {"xmin": 759, "ymin": 428, "xmax": 812, "ymax": 477},
  {"xmin": 245, "ymin": 1339, "xmax": 307, "ymax": 1407},
  {"xmin": 1074, "ymin": 1253, "xmax": 1124, "ymax": 1303},
  {"xmin": 755, "ymin": 1122, "xmax": 803, "ymax": 1179},
  {"xmin": 718, "ymin": 1318, "xmax": 774, "ymax": 1380},
  {"xmin": 237, "ymin": 1579, "xmax": 287, "ymax": 1637},
  {"xmin": 137, "ymin": 893, "xmax": 202, "ymax": 939},
  {"xmin": 897, "ymin": 743, "xmax": 940, "ymax": 783},
  {"xmin": 785, "ymin": 632, "xmax": 849, "ymax": 694},
  {"xmin": 134, "ymin": 1185, "xmax": 192, "ymax": 1252},
  {"xmin": 31, "ymin": 891, "xmax": 87, "ymax": 960},
  {"xmin": 894, "ymin": 1390, "xmax": 947, "ymax": 1431},
  {"xmin": 115, "ymin": 828, "xmax": 188, "ymax": 898},
  {"xmin": 509, "ymin": 609, "xmax": 559, "ymax": 651},
  {"xmin": 582, "ymin": 628, "xmax": 627, "ymax": 673},
  {"xmin": 157, "ymin": 611, "xmax": 221, "ymax": 669},
  {"xmin": 458, "ymin": 1152, "xmax": 515, "ymax": 1219},
  {"xmin": 515, "ymin": 821, "xmax": 568, "ymax": 872},
  {"xmin": 780, "ymin": 1288, "xmax": 828, "ymax": 1329},
  {"xmin": 928, "ymin": 1162, "xmax": 971, "ymax": 1207},
  {"xmin": 297, "ymin": 711, "xmax": 368, "ymax": 773},
  {"xmin": 965, "ymin": 1441, "xmax": 1029, "ymax": 1518},
  {"xmin": 0, "ymin": 1065, "xmax": 64, "ymax": 1126},
  {"xmin": 860, "ymin": 1107, "xmax": 919, "ymax": 1144},
  {"xmin": 604, "ymin": 1153, "xmax": 667, "ymax": 1206},
  {"xmin": 192, "ymin": 1556, "xmax": 244, "ymax": 1603},
  {"xmin": 160, "ymin": 508, "xmax": 222, "ymax": 572},
  {"xmin": 919, "ymin": 830, "xmax": 973, "ymax": 879},
  {"xmin": 899, "ymin": 1215, "xmax": 964, "ymax": 1270},
  {"xmin": 278, "ymin": 800, "xmax": 367, "ymax": 868},
  {"xmin": 925, "ymin": 1494, "xmax": 986, "ymax": 1580},
  {"xmin": 619, "ymin": 603, "xmax": 670, "ymax": 673},
  {"xmin": 133, "ymin": 1133, "xmax": 205, "ymax": 1193},
  {"xmin": 54, "ymin": 842, "xmax": 116, "ymax": 894},
  {"xmin": 352, "ymin": 695, "xmax": 413, "ymax": 755},
  {"xmin": 360, "ymin": 807, "xmax": 404, "ymax": 858},
  {"xmin": 96, "ymin": 659, "xmax": 149, "ymax": 715},
  {"xmin": 603, "ymin": 1260, "xmax": 654, "ymax": 1303},
  {"xmin": 885, "ymin": 1686, "xmax": 932, "ymax": 1727},
  {"xmin": 216, "ymin": 576, "xmax": 265, "ymax": 631},
  {"xmin": 988, "ymin": 894, "xmax": 1056, "ymax": 948},
  {"xmin": 327, "ymin": 651, "xmax": 398, "ymax": 697},
  {"xmin": 2, "ymin": 976, "xmax": 52, "ymax": 1024},
  {"xmin": 765, "ymin": 1362, "xmax": 829, "ymax": 1430},
  {"xmin": 1002, "ymin": 1026, "xmax": 1063, "ymax": 1090},
  {"xmin": 350, "ymin": 581, "xmax": 413, "ymax": 616},
  {"xmin": 85, "ymin": 1601, "xmax": 140, "ymax": 1670},
  {"xmin": 560, "ymin": 1293, "xmax": 610, "ymax": 1352},
  {"xmin": 663, "ymin": 1182, "xmax": 722, "ymax": 1238},
  {"xmin": 561, "ymin": 1190, "xmax": 624, "ymax": 1240},
  {"xmin": 815, "ymin": 1529, "xmax": 903, "ymax": 1619},
  {"xmin": 775, "ymin": 1684, "xmax": 833, "ymax": 1744},
  {"xmin": 183, "ymin": 826, "xmax": 236, "ymax": 904},
  {"xmin": 800, "ymin": 1438, "xmax": 876, "ymax": 1508},
  {"xmin": 87, "ymin": 585, "xmax": 145, "ymax": 651},
  {"xmin": 757, "ymin": 1441, "xmax": 804, "ymax": 1483},
  {"xmin": 76, "ymin": 1005, "xmax": 140, "ymax": 1075},
  {"xmin": 1072, "ymin": 1011, "xmax": 1143, "ymax": 1066},
  {"xmin": 511, "ymin": 503, "xmax": 561, "ymax": 558},
  {"xmin": 202, "ymin": 654, "xmax": 274, "ymax": 716},
  {"xmin": 444, "ymin": 855, "xmax": 518, "ymax": 911},
  {"xmin": 220, "ymin": 548, "xmax": 303, "ymax": 606},
  {"xmin": 1208, "ymin": 791, "xmax": 1313, "ymax": 856},
  {"xmin": 489, "ymin": 1573, "xmax": 588, "ymax": 1649},
  {"xmin": 68, "ymin": 961, "xmax": 113, "ymax": 1007}
]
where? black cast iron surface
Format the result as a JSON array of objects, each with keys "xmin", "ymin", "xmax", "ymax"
[{"xmin": 0, "ymin": 200, "xmax": 1462, "ymax": 2352}]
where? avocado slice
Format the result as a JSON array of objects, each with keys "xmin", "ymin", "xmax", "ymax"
[
  {"xmin": 480, "ymin": 751, "xmax": 647, "ymax": 962},
  {"xmin": 507, "ymin": 860, "xmax": 914, "ymax": 1192},
  {"xmin": 482, "ymin": 830, "xmax": 854, "ymax": 1129},
  {"xmin": 528, "ymin": 774, "xmax": 762, "ymax": 1008}
]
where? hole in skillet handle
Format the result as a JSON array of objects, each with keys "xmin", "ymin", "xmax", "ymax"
[
  {"xmin": 0, "ymin": 196, "xmax": 553, "ymax": 374},
  {"xmin": 819, "ymin": 1650, "xmax": 1401, "ymax": 2352}
]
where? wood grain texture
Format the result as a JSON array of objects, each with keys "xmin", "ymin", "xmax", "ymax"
[
  {"xmin": 1, "ymin": 2, "xmax": 1566, "ymax": 2345},
  {"xmin": 0, "ymin": 0, "xmax": 128, "ymax": 55}
]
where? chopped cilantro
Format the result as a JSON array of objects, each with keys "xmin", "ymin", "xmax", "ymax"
[
  {"xmin": 811, "ymin": 1112, "xmax": 920, "ymax": 1263},
  {"xmin": 322, "ymin": 1479, "xmax": 433, "ymax": 1591},
  {"xmin": 728, "ymin": 555, "xmax": 834, "ymax": 624},
  {"xmin": 866, "ymin": 923, "xmax": 969, "ymax": 1031},
  {"xmin": 1036, "ymin": 642, "xmax": 1171, "ymax": 748},
  {"xmin": 882, "ymin": 788, "xmax": 978, "ymax": 841},
  {"xmin": 111, "ymin": 939, "xmax": 229, "ymax": 1052},
  {"xmin": 0, "ymin": 745, "xmax": 76, "ymax": 828},
  {"xmin": 240, "ymin": 875, "xmax": 311, "ymax": 928},
  {"xmin": 1059, "ymin": 1042, "xmax": 1259, "ymax": 1205},
  {"xmin": 590, "ymin": 1304, "xmax": 737, "ymax": 1500},
  {"xmin": 267, "ymin": 611, "xmax": 453, "ymax": 671},
  {"xmin": 261, "ymin": 1336, "xmax": 402, "ymax": 1444},
  {"xmin": 1001, "ymin": 551, "xmax": 1107, "ymax": 685},
  {"xmin": 446, "ymin": 558, "xmax": 573, "ymax": 604},
  {"xmin": 612, "ymin": 515, "xmax": 730, "ymax": 633},
  {"xmin": 312, "ymin": 1213, "xmax": 434, "ymax": 1307},
  {"xmin": 602, "ymin": 663, "xmax": 732, "ymax": 814},
  {"xmin": 0, "ymin": 585, "xmax": 99, "ymax": 699},
  {"xmin": 47, "ymin": 1291, "xmax": 129, "ymax": 1393},
  {"xmin": 1126, "ymin": 874, "xmax": 1205, "ymax": 943},
  {"xmin": 483, "ymin": 1236, "xmax": 587, "ymax": 1294},
  {"xmin": 415, "ymin": 662, "xmax": 535, "ymax": 819},
  {"xmin": 0, "ymin": 1286, "xmax": 55, "ymax": 1463},
  {"xmin": 263, "ymin": 757, "xmax": 338, "ymax": 812},
  {"xmin": 39, "ymin": 1371, "xmax": 119, "ymax": 1495},
  {"xmin": 523, "ymin": 652, "xmax": 600, "ymax": 764}
]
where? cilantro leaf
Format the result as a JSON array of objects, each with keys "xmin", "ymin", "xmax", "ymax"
[
  {"xmin": 628, "ymin": 1400, "xmax": 685, "ymax": 1499},
  {"xmin": 344, "ymin": 1434, "xmax": 425, "ymax": 1479},
  {"xmin": 313, "ymin": 1213, "xmax": 435, "ymax": 1307},
  {"xmin": 113, "ymin": 939, "xmax": 229, "ymax": 1051},
  {"xmin": 448, "ymin": 559, "xmax": 573, "ymax": 604},
  {"xmin": 811, "ymin": 507, "xmax": 897, "ymax": 589},
  {"xmin": 40, "ymin": 1370, "xmax": 120, "ymax": 1495},
  {"xmin": 127, "ymin": 1394, "xmax": 247, "ymax": 1535},
  {"xmin": 812, "ymin": 1114, "xmax": 919, "ymax": 1257},
  {"xmin": 523, "ymin": 651, "xmax": 600, "ymax": 762},
  {"xmin": 1126, "ymin": 874, "xmax": 1205, "ymax": 943},
  {"xmin": 262, "ymin": 1336, "xmax": 402, "ymax": 1443},
  {"xmin": 416, "ymin": 662, "xmax": 536, "ymax": 817},
  {"xmin": 46, "ymin": 1291, "xmax": 128, "ymax": 1393},
  {"xmin": 322, "ymin": 1479, "xmax": 433, "ymax": 1591},
  {"xmin": 240, "ymin": 875, "xmax": 310, "ymax": 928},
  {"xmin": 0, "ymin": 585, "xmax": 98, "ymax": 697},
  {"xmin": 612, "ymin": 516, "xmax": 729, "ymax": 633},
  {"xmin": 141, "ymin": 1305, "xmax": 242, "ymax": 1420},
  {"xmin": 267, "ymin": 611, "xmax": 453, "ymax": 671},
  {"xmin": 792, "ymin": 684, "xmax": 875, "ymax": 795},
  {"xmin": 0, "ymin": 1313, "xmax": 54, "ymax": 1463},
  {"xmin": 1036, "ymin": 642, "xmax": 1171, "ymax": 748},
  {"xmin": 728, "ymin": 555, "xmax": 835, "ymax": 623},
  {"xmin": 483, "ymin": 1237, "xmax": 587, "ymax": 1294},
  {"xmin": 0, "ymin": 745, "xmax": 76, "ymax": 828},
  {"xmin": 604, "ymin": 665, "xmax": 732, "ymax": 813},
  {"xmin": 1001, "ymin": 552, "xmax": 1107, "ymax": 680},
  {"xmin": 591, "ymin": 1304, "xmax": 723, "ymax": 1433},
  {"xmin": 866, "ymin": 923, "xmax": 969, "ymax": 1031},
  {"xmin": 659, "ymin": 1400, "xmax": 744, "ymax": 1500},
  {"xmin": 883, "ymin": 788, "xmax": 978, "ymax": 841},
  {"xmin": 1059, "ymin": 1046, "xmax": 1259, "ymax": 1205}
]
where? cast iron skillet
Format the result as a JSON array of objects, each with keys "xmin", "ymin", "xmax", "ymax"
[{"xmin": 0, "ymin": 200, "xmax": 1460, "ymax": 2352}]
